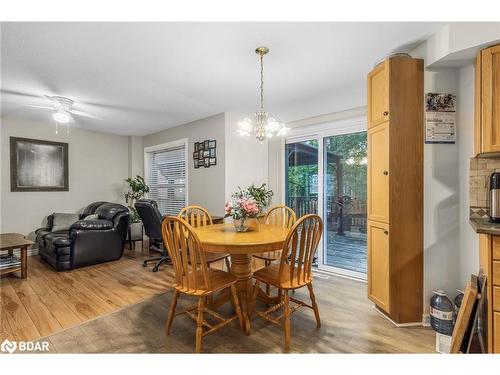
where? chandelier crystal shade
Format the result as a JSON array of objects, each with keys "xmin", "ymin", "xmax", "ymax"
[{"xmin": 237, "ymin": 46, "xmax": 288, "ymax": 143}]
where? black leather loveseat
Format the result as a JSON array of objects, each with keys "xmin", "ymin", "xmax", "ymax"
[{"xmin": 36, "ymin": 201, "xmax": 130, "ymax": 271}]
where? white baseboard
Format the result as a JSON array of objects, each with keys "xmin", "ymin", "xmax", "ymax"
[
  {"xmin": 422, "ymin": 313, "xmax": 431, "ymax": 327},
  {"xmin": 373, "ymin": 305, "xmax": 424, "ymax": 327}
]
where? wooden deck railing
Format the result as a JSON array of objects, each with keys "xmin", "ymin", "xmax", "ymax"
[{"xmin": 286, "ymin": 196, "xmax": 367, "ymax": 234}]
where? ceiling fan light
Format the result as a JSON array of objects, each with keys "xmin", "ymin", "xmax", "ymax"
[{"xmin": 52, "ymin": 110, "xmax": 71, "ymax": 124}]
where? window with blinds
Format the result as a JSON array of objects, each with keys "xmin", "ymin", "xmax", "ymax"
[{"xmin": 146, "ymin": 144, "xmax": 187, "ymax": 216}]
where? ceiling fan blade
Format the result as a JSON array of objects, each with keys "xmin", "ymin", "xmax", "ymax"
[
  {"xmin": 71, "ymin": 109, "xmax": 102, "ymax": 120},
  {"xmin": 25, "ymin": 104, "xmax": 55, "ymax": 110},
  {"xmin": 0, "ymin": 102, "xmax": 54, "ymax": 110}
]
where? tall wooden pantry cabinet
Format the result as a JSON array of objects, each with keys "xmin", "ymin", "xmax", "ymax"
[{"xmin": 367, "ymin": 56, "xmax": 424, "ymax": 324}]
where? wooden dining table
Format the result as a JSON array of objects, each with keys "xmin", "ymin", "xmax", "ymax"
[{"xmin": 194, "ymin": 222, "xmax": 289, "ymax": 334}]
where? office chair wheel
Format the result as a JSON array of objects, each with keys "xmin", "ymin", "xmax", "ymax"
[
  {"xmin": 143, "ymin": 261, "xmax": 148, "ymax": 267},
  {"xmin": 152, "ymin": 266, "xmax": 159, "ymax": 272}
]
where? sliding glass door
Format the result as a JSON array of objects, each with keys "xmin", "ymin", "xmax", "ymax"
[
  {"xmin": 284, "ymin": 125, "xmax": 367, "ymax": 279},
  {"xmin": 322, "ymin": 132, "xmax": 367, "ymax": 279}
]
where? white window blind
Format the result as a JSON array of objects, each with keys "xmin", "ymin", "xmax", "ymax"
[{"xmin": 146, "ymin": 144, "xmax": 186, "ymax": 216}]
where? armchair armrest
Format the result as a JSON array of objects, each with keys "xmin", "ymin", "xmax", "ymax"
[{"xmin": 69, "ymin": 219, "xmax": 113, "ymax": 231}]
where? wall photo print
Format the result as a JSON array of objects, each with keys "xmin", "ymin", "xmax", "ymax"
[
  {"xmin": 10, "ymin": 137, "xmax": 69, "ymax": 191},
  {"xmin": 193, "ymin": 139, "xmax": 217, "ymax": 169}
]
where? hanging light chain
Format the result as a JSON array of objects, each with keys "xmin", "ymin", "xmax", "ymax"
[{"xmin": 260, "ymin": 53, "xmax": 264, "ymax": 110}]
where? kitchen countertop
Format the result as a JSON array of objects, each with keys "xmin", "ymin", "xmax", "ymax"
[{"xmin": 469, "ymin": 217, "xmax": 500, "ymax": 235}]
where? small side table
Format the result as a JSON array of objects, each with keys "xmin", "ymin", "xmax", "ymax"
[{"xmin": 0, "ymin": 233, "xmax": 32, "ymax": 279}]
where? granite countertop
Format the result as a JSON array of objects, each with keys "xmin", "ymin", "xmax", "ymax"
[{"xmin": 469, "ymin": 217, "xmax": 500, "ymax": 235}]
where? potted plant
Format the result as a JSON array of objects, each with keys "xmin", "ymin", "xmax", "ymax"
[
  {"xmin": 224, "ymin": 192, "xmax": 260, "ymax": 232},
  {"xmin": 247, "ymin": 183, "xmax": 274, "ymax": 215},
  {"xmin": 224, "ymin": 184, "xmax": 273, "ymax": 232},
  {"xmin": 124, "ymin": 175, "xmax": 150, "ymax": 240}
]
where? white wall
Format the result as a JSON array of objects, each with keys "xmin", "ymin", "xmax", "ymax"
[
  {"xmin": 0, "ymin": 119, "xmax": 129, "ymax": 238},
  {"xmin": 457, "ymin": 65, "xmax": 479, "ymax": 285},
  {"xmin": 224, "ymin": 112, "xmax": 269, "ymax": 202},
  {"xmin": 142, "ymin": 113, "xmax": 226, "ymax": 216}
]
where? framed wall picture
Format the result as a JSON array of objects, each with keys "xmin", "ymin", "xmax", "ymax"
[
  {"xmin": 193, "ymin": 139, "xmax": 217, "ymax": 169},
  {"xmin": 10, "ymin": 137, "xmax": 69, "ymax": 192}
]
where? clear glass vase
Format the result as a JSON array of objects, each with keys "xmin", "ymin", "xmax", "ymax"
[{"xmin": 233, "ymin": 218, "xmax": 249, "ymax": 232}]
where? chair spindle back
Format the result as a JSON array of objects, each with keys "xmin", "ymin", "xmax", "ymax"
[
  {"xmin": 178, "ymin": 205, "xmax": 213, "ymax": 228},
  {"xmin": 264, "ymin": 205, "xmax": 297, "ymax": 229},
  {"xmin": 279, "ymin": 214, "xmax": 323, "ymax": 287},
  {"xmin": 162, "ymin": 216, "xmax": 211, "ymax": 292}
]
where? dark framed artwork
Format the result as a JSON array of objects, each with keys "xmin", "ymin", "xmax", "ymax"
[
  {"xmin": 193, "ymin": 139, "xmax": 217, "ymax": 169},
  {"xmin": 10, "ymin": 137, "xmax": 69, "ymax": 192}
]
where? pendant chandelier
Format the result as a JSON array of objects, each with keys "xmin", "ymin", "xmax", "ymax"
[{"xmin": 237, "ymin": 46, "xmax": 288, "ymax": 143}]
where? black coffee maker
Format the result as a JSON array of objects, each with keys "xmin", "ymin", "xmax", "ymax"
[{"xmin": 490, "ymin": 172, "xmax": 500, "ymax": 223}]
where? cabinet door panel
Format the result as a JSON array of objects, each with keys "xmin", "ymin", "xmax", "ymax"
[
  {"xmin": 482, "ymin": 45, "xmax": 500, "ymax": 153},
  {"xmin": 367, "ymin": 61, "xmax": 389, "ymax": 128},
  {"xmin": 368, "ymin": 123, "xmax": 389, "ymax": 223},
  {"xmin": 367, "ymin": 220, "xmax": 390, "ymax": 312}
]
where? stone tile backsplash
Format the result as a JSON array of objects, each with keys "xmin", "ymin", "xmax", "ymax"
[{"xmin": 470, "ymin": 156, "xmax": 500, "ymax": 217}]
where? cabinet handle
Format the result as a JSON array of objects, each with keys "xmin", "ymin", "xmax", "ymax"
[
  {"xmin": 383, "ymin": 171, "xmax": 389, "ymax": 175},
  {"xmin": 384, "ymin": 230, "xmax": 389, "ymax": 235},
  {"xmin": 383, "ymin": 111, "xmax": 389, "ymax": 116}
]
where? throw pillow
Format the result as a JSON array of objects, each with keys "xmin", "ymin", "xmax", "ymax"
[
  {"xmin": 83, "ymin": 214, "xmax": 99, "ymax": 221},
  {"xmin": 52, "ymin": 213, "xmax": 80, "ymax": 232}
]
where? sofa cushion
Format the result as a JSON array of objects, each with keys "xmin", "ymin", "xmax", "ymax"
[
  {"xmin": 52, "ymin": 213, "xmax": 80, "ymax": 232},
  {"xmin": 45, "ymin": 231, "xmax": 70, "ymax": 244},
  {"xmin": 70, "ymin": 219, "xmax": 113, "ymax": 231},
  {"xmin": 95, "ymin": 203, "xmax": 129, "ymax": 221},
  {"xmin": 83, "ymin": 214, "xmax": 99, "ymax": 221}
]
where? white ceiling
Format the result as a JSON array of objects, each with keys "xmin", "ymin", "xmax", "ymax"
[{"xmin": 1, "ymin": 22, "xmax": 443, "ymax": 136}]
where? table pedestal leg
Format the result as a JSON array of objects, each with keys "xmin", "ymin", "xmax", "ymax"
[{"xmin": 230, "ymin": 253, "xmax": 253, "ymax": 335}]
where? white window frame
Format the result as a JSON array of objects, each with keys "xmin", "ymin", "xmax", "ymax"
[
  {"xmin": 144, "ymin": 138, "xmax": 189, "ymax": 214},
  {"xmin": 282, "ymin": 116, "xmax": 367, "ymax": 280}
]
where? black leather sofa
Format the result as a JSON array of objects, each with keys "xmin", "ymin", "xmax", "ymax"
[{"xmin": 36, "ymin": 201, "xmax": 130, "ymax": 271}]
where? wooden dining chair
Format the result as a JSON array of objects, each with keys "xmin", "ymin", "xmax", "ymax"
[
  {"xmin": 178, "ymin": 205, "xmax": 230, "ymax": 270},
  {"xmin": 250, "ymin": 214, "xmax": 323, "ymax": 352},
  {"xmin": 253, "ymin": 205, "xmax": 297, "ymax": 294},
  {"xmin": 162, "ymin": 216, "xmax": 244, "ymax": 353}
]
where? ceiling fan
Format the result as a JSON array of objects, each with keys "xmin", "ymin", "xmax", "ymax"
[{"xmin": 23, "ymin": 95, "xmax": 102, "ymax": 124}]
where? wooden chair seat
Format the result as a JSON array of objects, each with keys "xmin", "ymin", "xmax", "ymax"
[
  {"xmin": 204, "ymin": 252, "xmax": 231, "ymax": 266},
  {"xmin": 175, "ymin": 269, "xmax": 237, "ymax": 296},
  {"xmin": 253, "ymin": 250, "xmax": 282, "ymax": 263},
  {"xmin": 253, "ymin": 264, "xmax": 312, "ymax": 290}
]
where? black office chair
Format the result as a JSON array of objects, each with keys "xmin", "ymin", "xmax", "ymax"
[{"xmin": 135, "ymin": 199, "xmax": 171, "ymax": 272}]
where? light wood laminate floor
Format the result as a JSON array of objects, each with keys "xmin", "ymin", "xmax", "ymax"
[{"xmin": 0, "ymin": 248, "xmax": 435, "ymax": 353}]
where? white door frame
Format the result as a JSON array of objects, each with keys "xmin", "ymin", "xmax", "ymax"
[{"xmin": 283, "ymin": 116, "xmax": 367, "ymax": 280}]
